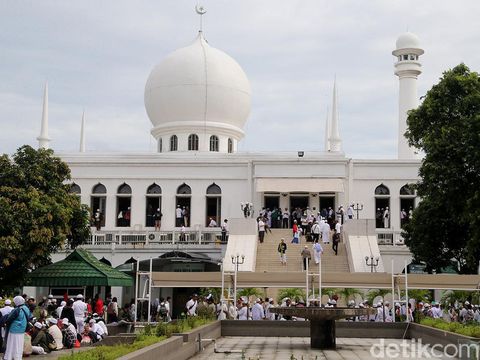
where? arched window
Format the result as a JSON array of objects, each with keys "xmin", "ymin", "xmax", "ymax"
[
  {"xmin": 228, "ymin": 138, "xmax": 233, "ymax": 153},
  {"xmin": 92, "ymin": 183, "xmax": 107, "ymax": 194},
  {"xmin": 188, "ymin": 134, "xmax": 199, "ymax": 151},
  {"xmin": 170, "ymin": 135, "xmax": 178, "ymax": 151},
  {"xmin": 91, "ymin": 183, "xmax": 107, "ymax": 227},
  {"xmin": 117, "ymin": 183, "xmax": 132, "ymax": 194},
  {"xmin": 400, "ymin": 184, "xmax": 415, "ymax": 196},
  {"xmin": 70, "ymin": 183, "xmax": 81, "ymax": 194},
  {"xmin": 177, "ymin": 183, "xmax": 191, "ymax": 195},
  {"xmin": 206, "ymin": 183, "xmax": 221, "ymax": 226},
  {"xmin": 147, "ymin": 183, "xmax": 162, "ymax": 194},
  {"xmin": 146, "ymin": 183, "xmax": 162, "ymax": 227},
  {"xmin": 176, "ymin": 183, "xmax": 191, "ymax": 227},
  {"xmin": 206, "ymin": 183, "xmax": 221, "ymax": 194},
  {"xmin": 157, "ymin": 138, "xmax": 162, "ymax": 153},
  {"xmin": 116, "ymin": 183, "xmax": 132, "ymax": 227},
  {"xmin": 209, "ymin": 135, "xmax": 219, "ymax": 152},
  {"xmin": 374, "ymin": 184, "xmax": 390, "ymax": 229},
  {"xmin": 374, "ymin": 184, "xmax": 390, "ymax": 195},
  {"xmin": 400, "ymin": 184, "xmax": 416, "ymax": 228}
]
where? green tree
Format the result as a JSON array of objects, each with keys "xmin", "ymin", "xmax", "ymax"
[
  {"xmin": 0, "ymin": 145, "xmax": 91, "ymax": 288},
  {"xmin": 337, "ymin": 288, "xmax": 363, "ymax": 303},
  {"xmin": 276, "ymin": 288, "xmax": 306, "ymax": 303},
  {"xmin": 403, "ymin": 64, "xmax": 480, "ymax": 274},
  {"xmin": 237, "ymin": 288, "xmax": 262, "ymax": 300},
  {"xmin": 366, "ymin": 289, "xmax": 391, "ymax": 305}
]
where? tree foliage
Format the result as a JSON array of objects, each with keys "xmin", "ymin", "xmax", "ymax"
[
  {"xmin": 403, "ymin": 64, "xmax": 480, "ymax": 274},
  {"xmin": 0, "ymin": 145, "xmax": 91, "ymax": 288}
]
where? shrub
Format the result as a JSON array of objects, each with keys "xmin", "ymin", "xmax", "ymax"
[{"xmin": 420, "ymin": 318, "xmax": 480, "ymax": 338}]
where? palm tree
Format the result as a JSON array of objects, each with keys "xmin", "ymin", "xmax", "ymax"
[
  {"xmin": 276, "ymin": 288, "xmax": 306, "ymax": 303},
  {"xmin": 337, "ymin": 288, "xmax": 363, "ymax": 303},
  {"xmin": 366, "ymin": 289, "xmax": 391, "ymax": 305},
  {"xmin": 440, "ymin": 290, "xmax": 476, "ymax": 306},
  {"xmin": 237, "ymin": 288, "xmax": 263, "ymax": 302}
]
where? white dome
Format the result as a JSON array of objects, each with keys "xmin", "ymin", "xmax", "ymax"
[
  {"xmin": 145, "ymin": 33, "xmax": 251, "ymax": 134},
  {"xmin": 395, "ymin": 32, "xmax": 421, "ymax": 50}
]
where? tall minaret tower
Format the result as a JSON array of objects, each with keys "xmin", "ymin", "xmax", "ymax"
[
  {"xmin": 329, "ymin": 79, "xmax": 342, "ymax": 152},
  {"xmin": 37, "ymin": 82, "xmax": 51, "ymax": 149},
  {"xmin": 392, "ymin": 32, "xmax": 424, "ymax": 159}
]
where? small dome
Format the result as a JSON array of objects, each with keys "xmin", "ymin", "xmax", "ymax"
[
  {"xmin": 395, "ymin": 32, "xmax": 421, "ymax": 50},
  {"xmin": 145, "ymin": 33, "xmax": 251, "ymax": 133}
]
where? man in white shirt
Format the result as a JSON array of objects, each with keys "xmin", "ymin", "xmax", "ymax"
[
  {"xmin": 208, "ymin": 218, "xmax": 217, "ymax": 227},
  {"xmin": 237, "ymin": 301, "xmax": 248, "ymax": 320},
  {"xmin": 72, "ymin": 294, "xmax": 87, "ymax": 334},
  {"xmin": 334, "ymin": 220, "xmax": 342, "ymax": 241},
  {"xmin": 175, "ymin": 205, "xmax": 182, "ymax": 227},
  {"xmin": 311, "ymin": 220, "xmax": 321, "ymax": 242},
  {"xmin": 347, "ymin": 204, "xmax": 354, "ymax": 219},
  {"xmin": 185, "ymin": 294, "xmax": 198, "ymax": 316},
  {"xmin": 251, "ymin": 299, "xmax": 265, "ymax": 320},
  {"xmin": 321, "ymin": 220, "xmax": 330, "ymax": 244},
  {"xmin": 1, "ymin": 299, "xmax": 14, "ymax": 343},
  {"xmin": 312, "ymin": 240, "xmax": 323, "ymax": 265},
  {"xmin": 282, "ymin": 208, "xmax": 290, "ymax": 228},
  {"xmin": 257, "ymin": 218, "xmax": 265, "ymax": 243},
  {"xmin": 221, "ymin": 219, "xmax": 229, "ymax": 242}
]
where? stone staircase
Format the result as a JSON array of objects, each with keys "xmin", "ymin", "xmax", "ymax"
[{"xmin": 255, "ymin": 229, "xmax": 350, "ymax": 273}]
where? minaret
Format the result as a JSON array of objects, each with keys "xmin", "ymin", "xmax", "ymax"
[
  {"xmin": 79, "ymin": 111, "xmax": 86, "ymax": 152},
  {"xmin": 37, "ymin": 82, "xmax": 50, "ymax": 149},
  {"xmin": 329, "ymin": 79, "xmax": 342, "ymax": 152},
  {"xmin": 392, "ymin": 32, "xmax": 424, "ymax": 159},
  {"xmin": 324, "ymin": 106, "xmax": 330, "ymax": 152}
]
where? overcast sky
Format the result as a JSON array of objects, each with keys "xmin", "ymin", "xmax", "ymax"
[{"xmin": 1, "ymin": 1, "xmax": 479, "ymax": 158}]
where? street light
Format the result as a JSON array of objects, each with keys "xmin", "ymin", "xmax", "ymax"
[
  {"xmin": 231, "ymin": 254, "xmax": 245, "ymax": 307},
  {"xmin": 365, "ymin": 255, "xmax": 380, "ymax": 273},
  {"xmin": 353, "ymin": 203, "xmax": 364, "ymax": 219}
]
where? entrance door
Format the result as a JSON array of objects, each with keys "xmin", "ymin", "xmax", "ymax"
[
  {"xmin": 175, "ymin": 197, "xmax": 191, "ymax": 227},
  {"xmin": 146, "ymin": 196, "xmax": 161, "ymax": 227},
  {"xmin": 264, "ymin": 195, "xmax": 280, "ymax": 211},
  {"xmin": 290, "ymin": 195, "xmax": 309, "ymax": 210},
  {"xmin": 91, "ymin": 196, "xmax": 106, "ymax": 226},
  {"xmin": 319, "ymin": 195, "xmax": 335, "ymax": 213},
  {"xmin": 206, "ymin": 196, "xmax": 221, "ymax": 226}
]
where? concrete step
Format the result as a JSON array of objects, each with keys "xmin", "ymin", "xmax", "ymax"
[{"xmin": 254, "ymin": 228, "xmax": 350, "ymax": 273}]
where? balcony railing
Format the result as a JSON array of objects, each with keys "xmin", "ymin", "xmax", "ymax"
[
  {"xmin": 82, "ymin": 229, "xmax": 224, "ymax": 248},
  {"xmin": 376, "ymin": 229, "xmax": 405, "ymax": 246}
]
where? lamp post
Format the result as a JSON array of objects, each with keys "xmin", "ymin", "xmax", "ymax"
[
  {"xmin": 365, "ymin": 255, "xmax": 380, "ymax": 273},
  {"xmin": 353, "ymin": 203, "xmax": 364, "ymax": 219},
  {"xmin": 231, "ymin": 254, "xmax": 245, "ymax": 307}
]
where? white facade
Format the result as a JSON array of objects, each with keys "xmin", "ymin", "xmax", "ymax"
[{"xmin": 43, "ymin": 30, "xmax": 424, "ymax": 272}]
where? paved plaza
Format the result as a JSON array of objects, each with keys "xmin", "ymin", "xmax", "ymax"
[{"xmin": 191, "ymin": 337, "xmax": 454, "ymax": 360}]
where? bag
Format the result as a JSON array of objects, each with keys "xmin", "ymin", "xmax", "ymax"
[
  {"xmin": 158, "ymin": 303, "xmax": 168, "ymax": 317},
  {"xmin": 45, "ymin": 332, "xmax": 57, "ymax": 351}
]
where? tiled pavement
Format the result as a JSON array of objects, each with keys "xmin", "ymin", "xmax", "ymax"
[{"xmin": 190, "ymin": 337, "xmax": 454, "ymax": 360}]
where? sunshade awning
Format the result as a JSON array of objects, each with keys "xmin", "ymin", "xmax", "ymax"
[
  {"xmin": 27, "ymin": 248, "xmax": 133, "ymax": 287},
  {"xmin": 256, "ymin": 178, "xmax": 344, "ymax": 193}
]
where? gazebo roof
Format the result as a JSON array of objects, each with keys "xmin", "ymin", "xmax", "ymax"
[{"xmin": 28, "ymin": 248, "xmax": 133, "ymax": 287}]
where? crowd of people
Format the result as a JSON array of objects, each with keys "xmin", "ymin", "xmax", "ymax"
[
  {"xmin": 180, "ymin": 293, "xmax": 480, "ymax": 325},
  {"xmin": 0, "ymin": 293, "xmax": 114, "ymax": 359}
]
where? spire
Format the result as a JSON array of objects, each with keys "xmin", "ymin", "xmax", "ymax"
[
  {"xmin": 79, "ymin": 110, "xmax": 86, "ymax": 152},
  {"xmin": 37, "ymin": 82, "xmax": 51, "ymax": 149},
  {"xmin": 195, "ymin": 4, "xmax": 206, "ymax": 32},
  {"xmin": 329, "ymin": 78, "xmax": 342, "ymax": 152},
  {"xmin": 324, "ymin": 106, "xmax": 330, "ymax": 152}
]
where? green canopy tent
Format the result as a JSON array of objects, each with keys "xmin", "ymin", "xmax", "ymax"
[{"xmin": 27, "ymin": 248, "xmax": 133, "ymax": 287}]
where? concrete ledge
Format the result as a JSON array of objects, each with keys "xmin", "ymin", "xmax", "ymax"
[
  {"xmin": 117, "ymin": 321, "xmax": 221, "ymax": 360},
  {"xmin": 221, "ymin": 320, "xmax": 408, "ymax": 338},
  {"xmin": 407, "ymin": 323, "xmax": 480, "ymax": 359}
]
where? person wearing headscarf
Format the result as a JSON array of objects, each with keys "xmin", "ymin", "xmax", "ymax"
[{"xmin": 4, "ymin": 296, "xmax": 31, "ymax": 360}]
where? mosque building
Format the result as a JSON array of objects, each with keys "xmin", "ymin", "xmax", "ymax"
[{"xmin": 29, "ymin": 16, "xmax": 427, "ymax": 303}]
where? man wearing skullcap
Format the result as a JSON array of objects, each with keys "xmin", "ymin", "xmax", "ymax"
[{"xmin": 4, "ymin": 296, "xmax": 31, "ymax": 360}]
